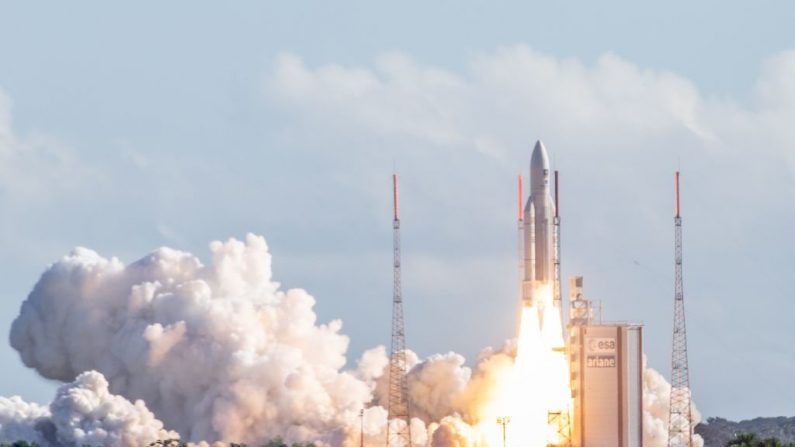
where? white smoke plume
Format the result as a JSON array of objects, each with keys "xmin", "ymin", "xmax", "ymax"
[
  {"xmin": 366, "ymin": 345, "xmax": 695, "ymax": 447},
  {"xmin": 5, "ymin": 234, "xmax": 704, "ymax": 446},
  {"xmin": 0, "ymin": 370, "xmax": 175, "ymax": 447},
  {"xmin": 10, "ymin": 234, "xmax": 372, "ymax": 445},
  {"xmin": 428, "ymin": 415, "xmax": 477, "ymax": 447},
  {"xmin": 367, "ymin": 349, "xmax": 472, "ymax": 425},
  {"xmin": 0, "ymin": 396, "xmax": 48, "ymax": 445},
  {"xmin": 643, "ymin": 358, "xmax": 704, "ymax": 447}
]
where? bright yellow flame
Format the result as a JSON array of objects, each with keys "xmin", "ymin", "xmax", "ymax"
[{"xmin": 475, "ymin": 285, "xmax": 573, "ymax": 447}]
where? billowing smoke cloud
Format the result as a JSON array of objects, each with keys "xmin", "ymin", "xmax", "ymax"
[
  {"xmin": 428, "ymin": 416, "xmax": 476, "ymax": 447},
  {"xmin": 6, "ymin": 234, "xmax": 703, "ymax": 446},
  {"xmin": 0, "ymin": 396, "xmax": 48, "ymax": 445},
  {"xmin": 368, "ymin": 349, "xmax": 472, "ymax": 424},
  {"xmin": 10, "ymin": 234, "xmax": 372, "ymax": 445},
  {"xmin": 643, "ymin": 358, "xmax": 704, "ymax": 447},
  {"xmin": 0, "ymin": 370, "xmax": 175, "ymax": 447},
  {"xmin": 365, "ymin": 338, "xmax": 703, "ymax": 447}
]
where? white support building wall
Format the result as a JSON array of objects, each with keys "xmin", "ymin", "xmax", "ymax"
[{"xmin": 568, "ymin": 277, "xmax": 643, "ymax": 447}]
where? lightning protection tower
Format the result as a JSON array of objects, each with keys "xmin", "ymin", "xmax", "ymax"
[
  {"xmin": 386, "ymin": 174, "xmax": 412, "ymax": 447},
  {"xmin": 668, "ymin": 171, "xmax": 693, "ymax": 447}
]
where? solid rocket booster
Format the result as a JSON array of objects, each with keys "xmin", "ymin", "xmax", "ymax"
[{"xmin": 522, "ymin": 140, "xmax": 556, "ymax": 307}]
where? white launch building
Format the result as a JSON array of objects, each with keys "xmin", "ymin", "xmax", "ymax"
[{"xmin": 568, "ymin": 277, "xmax": 643, "ymax": 447}]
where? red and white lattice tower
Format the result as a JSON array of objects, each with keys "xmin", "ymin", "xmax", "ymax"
[
  {"xmin": 668, "ymin": 171, "xmax": 693, "ymax": 447},
  {"xmin": 386, "ymin": 174, "xmax": 412, "ymax": 447}
]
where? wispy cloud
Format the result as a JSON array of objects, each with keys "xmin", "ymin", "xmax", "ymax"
[{"xmin": 0, "ymin": 90, "xmax": 96, "ymax": 204}]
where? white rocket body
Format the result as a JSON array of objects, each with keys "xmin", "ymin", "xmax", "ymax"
[{"xmin": 522, "ymin": 140, "xmax": 556, "ymax": 308}]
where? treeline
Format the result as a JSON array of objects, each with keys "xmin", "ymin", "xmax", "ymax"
[
  {"xmin": 727, "ymin": 433, "xmax": 795, "ymax": 447},
  {"xmin": 698, "ymin": 416, "xmax": 795, "ymax": 446}
]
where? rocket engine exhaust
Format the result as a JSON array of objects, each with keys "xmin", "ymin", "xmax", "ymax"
[{"xmin": 504, "ymin": 140, "xmax": 573, "ymax": 447}]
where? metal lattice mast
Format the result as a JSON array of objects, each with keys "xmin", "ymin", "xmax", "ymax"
[
  {"xmin": 668, "ymin": 171, "xmax": 693, "ymax": 447},
  {"xmin": 386, "ymin": 174, "xmax": 412, "ymax": 447},
  {"xmin": 553, "ymin": 170, "xmax": 562, "ymax": 308},
  {"xmin": 518, "ymin": 175, "xmax": 524, "ymax": 300},
  {"xmin": 516, "ymin": 175, "xmax": 527, "ymax": 338},
  {"xmin": 548, "ymin": 170, "xmax": 572, "ymax": 446}
]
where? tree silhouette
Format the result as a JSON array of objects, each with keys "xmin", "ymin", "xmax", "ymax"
[
  {"xmin": 147, "ymin": 439, "xmax": 186, "ymax": 447},
  {"xmin": 726, "ymin": 432, "xmax": 795, "ymax": 447}
]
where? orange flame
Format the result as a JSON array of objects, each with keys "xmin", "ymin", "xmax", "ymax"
[{"xmin": 475, "ymin": 285, "xmax": 572, "ymax": 447}]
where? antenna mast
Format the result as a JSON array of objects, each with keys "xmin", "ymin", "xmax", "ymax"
[
  {"xmin": 386, "ymin": 174, "xmax": 412, "ymax": 447},
  {"xmin": 518, "ymin": 175, "xmax": 525, "ymax": 295},
  {"xmin": 668, "ymin": 171, "xmax": 693, "ymax": 447},
  {"xmin": 553, "ymin": 170, "xmax": 562, "ymax": 308}
]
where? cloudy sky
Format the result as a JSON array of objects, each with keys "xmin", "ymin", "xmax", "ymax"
[{"xmin": 1, "ymin": 1, "xmax": 794, "ymax": 421}]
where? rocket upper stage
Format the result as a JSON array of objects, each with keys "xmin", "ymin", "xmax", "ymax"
[
  {"xmin": 522, "ymin": 140, "xmax": 557, "ymax": 306},
  {"xmin": 529, "ymin": 140, "xmax": 551, "ymax": 195}
]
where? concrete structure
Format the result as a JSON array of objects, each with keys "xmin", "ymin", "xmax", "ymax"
[{"xmin": 568, "ymin": 277, "xmax": 644, "ymax": 447}]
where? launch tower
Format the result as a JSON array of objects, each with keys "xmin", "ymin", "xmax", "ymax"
[
  {"xmin": 667, "ymin": 172, "xmax": 693, "ymax": 447},
  {"xmin": 386, "ymin": 174, "xmax": 412, "ymax": 447}
]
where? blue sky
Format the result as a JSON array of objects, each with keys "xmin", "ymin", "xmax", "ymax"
[{"xmin": 1, "ymin": 1, "xmax": 794, "ymax": 421}]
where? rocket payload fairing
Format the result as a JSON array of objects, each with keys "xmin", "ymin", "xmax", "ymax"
[{"xmin": 522, "ymin": 140, "xmax": 557, "ymax": 309}]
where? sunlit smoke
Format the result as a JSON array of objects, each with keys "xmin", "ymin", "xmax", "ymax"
[
  {"xmin": 0, "ymin": 370, "xmax": 176, "ymax": 447},
  {"xmin": 2, "ymin": 234, "xmax": 701, "ymax": 447},
  {"xmin": 9, "ymin": 235, "xmax": 373, "ymax": 445},
  {"xmin": 471, "ymin": 284, "xmax": 572, "ymax": 447}
]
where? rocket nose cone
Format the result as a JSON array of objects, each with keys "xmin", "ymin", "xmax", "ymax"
[
  {"xmin": 530, "ymin": 140, "xmax": 550, "ymax": 192},
  {"xmin": 531, "ymin": 140, "xmax": 550, "ymax": 172}
]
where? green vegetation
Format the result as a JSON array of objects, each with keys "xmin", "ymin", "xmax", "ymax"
[
  {"xmin": 261, "ymin": 437, "xmax": 317, "ymax": 447},
  {"xmin": 727, "ymin": 432, "xmax": 795, "ymax": 447},
  {"xmin": 698, "ymin": 416, "xmax": 795, "ymax": 446},
  {"xmin": 148, "ymin": 440, "xmax": 186, "ymax": 447}
]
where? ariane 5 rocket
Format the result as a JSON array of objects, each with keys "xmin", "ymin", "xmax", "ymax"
[{"xmin": 521, "ymin": 140, "xmax": 560, "ymax": 310}]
